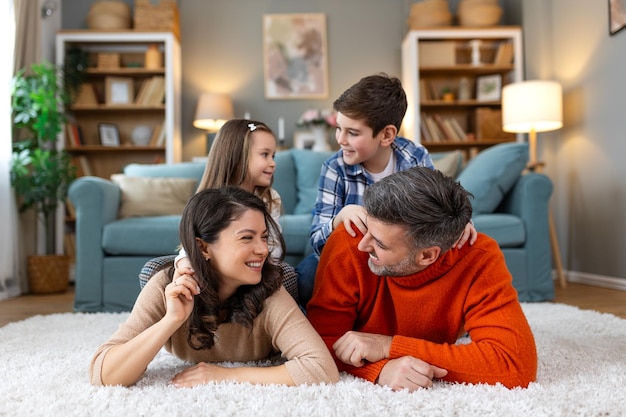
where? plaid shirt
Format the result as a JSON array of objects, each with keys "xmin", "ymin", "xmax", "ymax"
[{"xmin": 310, "ymin": 137, "xmax": 434, "ymax": 255}]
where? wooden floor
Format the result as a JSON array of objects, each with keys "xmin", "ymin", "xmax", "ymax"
[{"xmin": 0, "ymin": 282, "xmax": 625, "ymax": 328}]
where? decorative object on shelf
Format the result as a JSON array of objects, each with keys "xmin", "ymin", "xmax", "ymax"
[
  {"xmin": 97, "ymin": 53, "xmax": 120, "ymax": 69},
  {"xmin": 263, "ymin": 13, "xmax": 328, "ymax": 99},
  {"xmin": 86, "ymin": 0, "xmax": 131, "ymax": 30},
  {"xmin": 457, "ymin": 0, "xmax": 502, "ymax": 27},
  {"xmin": 502, "ymin": 79, "xmax": 566, "ymax": 289},
  {"xmin": 10, "ymin": 61, "xmax": 76, "ymax": 293},
  {"xmin": 468, "ymin": 39, "xmax": 482, "ymax": 65},
  {"xmin": 134, "ymin": 0, "xmax": 181, "ymax": 38},
  {"xmin": 609, "ymin": 0, "xmax": 626, "ymax": 36},
  {"xmin": 294, "ymin": 109, "xmax": 336, "ymax": 151},
  {"xmin": 475, "ymin": 74, "xmax": 502, "ymax": 101},
  {"xmin": 458, "ymin": 77, "xmax": 471, "ymax": 100},
  {"xmin": 144, "ymin": 44, "xmax": 163, "ymax": 69},
  {"xmin": 105, "ymin": 76, "xmax": 134, "ymax": 105},
  {"xmin": 131, "ymin": 125, "xmax": 152, "ymax": 146},
  {"xmin": 407, "ymin": 0, "xmax": 452, "ymax": 29},
  {"xmin": 99, "ymin": 123, "xmax": 121, "ymax": 146}
]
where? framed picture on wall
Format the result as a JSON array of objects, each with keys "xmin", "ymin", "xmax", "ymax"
[
  {"xmin": 609, "ymin": 0, "xmax": 626, "ymax": 35},
  {"xmin": 263, "ymin": 13, "xmax": 329, "ymax": 99},
  {"xmin": 476, "ymin": 74, "xmax": 502, "ymax": 102}
]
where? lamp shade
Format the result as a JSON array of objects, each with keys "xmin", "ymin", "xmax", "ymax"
[
  {"xmin": 502, "ymin": 80, "xmax": 563, "ymax": 133},
  {"xmin": 193, "ymin": 93, "xmax": 234, "ymax": 132}
]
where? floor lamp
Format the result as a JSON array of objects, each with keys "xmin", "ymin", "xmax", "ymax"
[{"xmin": 502, "ymin": 80, "xmax": 567, "ymax": 288}]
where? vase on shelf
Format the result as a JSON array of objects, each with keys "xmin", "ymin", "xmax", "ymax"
[{"xmin": 311, "ymin": 125, "xmax": 330, "ymax": 151}]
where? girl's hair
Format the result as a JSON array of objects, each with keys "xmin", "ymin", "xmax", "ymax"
[
  {"xmin": 197, "ymin": 119, "xmax": 278, "ymax": 215},
  {"xmin": 179, "ymin": 186, "xmax": 285, "ymax": 350}
]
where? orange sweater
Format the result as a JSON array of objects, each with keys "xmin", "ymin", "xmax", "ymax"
[{"xmin": 307, "ymin": 226, "xmax": 537, "ymax": 388}]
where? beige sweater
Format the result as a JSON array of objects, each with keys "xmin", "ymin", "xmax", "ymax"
[{"xmin": 90, "ymin": 271, "xmax": 339, "ymax": 386}]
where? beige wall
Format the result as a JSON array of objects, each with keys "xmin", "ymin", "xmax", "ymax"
[{"xmin": 523, "ymin": 0, "xmax": 626, "ymax": 285}]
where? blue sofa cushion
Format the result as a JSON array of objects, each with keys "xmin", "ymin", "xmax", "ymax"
[
  {"xmin": 457, "ymin": 143, "xmax": 528, "ymax": 214},
  {"xmin": 103, "ymin": 215, "xmax": 181, "ymax": 255},
  {"xmin": 124, "ymin": 161, "xmax": 206, "ymax": 182},
  {"xmin": 273, "ymin": 151, "xmax": 298, "ymax": 214},
  {"xmin": 291, "ymin": 149, "xmax": 334, "ymax": 215},
  {"xmin": 472, "ymin": 214, "xmax": 525, "ymax": 247}
]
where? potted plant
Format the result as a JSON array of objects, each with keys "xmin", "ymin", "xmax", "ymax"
[{"xmin": 10, "ymin": 61, "xmax": 77, "ymax": 293}]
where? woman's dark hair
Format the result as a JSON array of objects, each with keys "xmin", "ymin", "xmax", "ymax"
[{"xmin": 179, "ymin": 186, "xmax": 285, "ymax": 350}]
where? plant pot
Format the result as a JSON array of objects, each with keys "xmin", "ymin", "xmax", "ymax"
[{"xmin": 27, "ymin": 255, "xmax": 70, "ymax": 294}]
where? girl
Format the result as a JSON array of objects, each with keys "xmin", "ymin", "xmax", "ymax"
[
  {"xmin": 174, "ymin": 119, "xmax": 282, "ymax": 273},
  {"xmin": 90, "ymin": 187, "xmax": 339, "ymax": 387}
]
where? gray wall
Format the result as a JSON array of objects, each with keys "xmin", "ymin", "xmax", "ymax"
[
  {"xmin": 61, "ymin": 0, "xmax": 520, "ymax": 160},
  {"xmin": 523, "ymin": 0, "xmax": 626, "ymax": 285}
]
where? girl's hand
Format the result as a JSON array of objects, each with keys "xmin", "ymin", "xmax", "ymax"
[
  {"xmin": 164, "ymin": 275, "xmax": 201, "ymax": 324},
  {"xmin": 454, "ymin": 221, "xmax": 478, "ymax": 249}
]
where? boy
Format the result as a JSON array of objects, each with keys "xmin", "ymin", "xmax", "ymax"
[{"xmin": 296, "ymin": 73, "xmax": 475, "ymax": 306}]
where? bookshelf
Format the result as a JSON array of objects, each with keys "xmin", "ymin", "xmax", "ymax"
[
  {"xmin": 401, "ymin": 27, "xmax": 523, "ymax": 160},
  {"xmin": 56, "ymin": 30, "xmax": 182, "ymax": 179}
]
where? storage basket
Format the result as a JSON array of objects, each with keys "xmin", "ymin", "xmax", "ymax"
[
  {"xmin": 474, "ymin": 107, "xmax": 515, "ymax": 140},
  {"xmin": 134, "ymin": 0, "xmax": 180, "ymax": 39},
  {"xmin": 97, "ymin": 53, "xmax": 121, "ymax": 69},
  {"xmin": 27, "ymin": 255, "xmax": 70, "ymax": 294}
]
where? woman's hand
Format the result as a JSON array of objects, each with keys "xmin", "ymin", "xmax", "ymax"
[{"xmin": 164, "ymin": 273, "xmax": 201, "ymax": 324}]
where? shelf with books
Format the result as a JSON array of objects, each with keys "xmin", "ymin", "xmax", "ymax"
[
  {"xmin": 56, "ymin": 30, "xmax": 181, "ymax": 179},
  {"xmin": 402, "ymin": 27, "xmax": 523, "ymax": 158}
]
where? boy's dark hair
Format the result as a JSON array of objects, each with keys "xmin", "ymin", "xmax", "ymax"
[
  {"xmin": 333, "ymin": 73, "xmax": 407, "ymax": 136},
  {"xmin": 364, "ymin": 167, "xmax": 473, "ymax": 252}
]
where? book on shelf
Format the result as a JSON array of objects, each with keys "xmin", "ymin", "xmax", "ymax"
[
  {"xmin": 75, "ymin": 155, "xmax": 93, "ymax": 177},
  {"xmin": 135, "ymin": 76, "xmax": 166, "ymax": 106},
  {"xmin": 148, "ymin": 120, "xmax": 166, "ymax": 146},
  {"xmin": 433, "ymin": 114, "xmax": 457, "ymax": 142},
  {"xmin": 424, "ymin": 115, "xmax": 444, "ymax": 142},
  {"xmin": 65, "ymin": 123, "xmax": 82, "ymax": 147},
  {"xmin": 493, "ymin": 42, "xmax": 514, "ymax": 65},
  {"xmin": 448, "ymin": 118, "xmax": 468, "ymax": 142},
  {"xmin": 420, "ymin": 115, "xmax": 432, "ymax": 142}
]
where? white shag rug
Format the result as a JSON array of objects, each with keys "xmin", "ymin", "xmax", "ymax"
[{"xmin": 1, "ymin": 303, "xmax": 626, "ymax": 417}]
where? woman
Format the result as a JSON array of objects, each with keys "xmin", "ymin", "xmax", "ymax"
[{"xmin": 90, "ymin": 187, "xmax": 339, "ymax": 387}]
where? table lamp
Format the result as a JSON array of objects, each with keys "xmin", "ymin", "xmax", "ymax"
[
  {"xmin": 501, "ymin": 80, "xmax": 566, "ymax": 287},
  {"xmin": 502, "ymin": 80, "xmax": 563, "ymax": 169},
  {"xmin": 193, "ymin": 92, "xmax": 234, "ymax": 132}
]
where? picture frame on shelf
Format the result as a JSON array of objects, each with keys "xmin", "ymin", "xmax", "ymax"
[
  {"xmin": 609, "ymin": 0, "xmax": 626, "ymax": 36},
  {"xmin": 105, "ymin": 76, "xmax": 134, "ymax": 105},
  {"xmin": 98, "ymin": 123, "xmax": 121, "ymax": 147},
  {"xmin": 476, "ymin": 74, "xmax": 502, "ymax": 102},
  {"xmin": 262, "ymin": 13, "xmax": 329, "ymax": 99}
]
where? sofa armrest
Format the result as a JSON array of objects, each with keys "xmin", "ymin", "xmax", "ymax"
[
  {"xmin": 68, "ymin": 176, "xmax": 121, "ymax": 312},
  {"xmin": 498, "ymin": 172, "xmax": 554, "ymax": 300}
]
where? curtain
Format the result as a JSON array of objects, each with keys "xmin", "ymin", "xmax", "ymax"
[{"xmin": 0, "ymin": 0, "xmax": 18, "ymax": 300}]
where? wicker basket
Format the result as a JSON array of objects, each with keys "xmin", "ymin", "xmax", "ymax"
[
  {"xmin": 97, "ymin": 53, "xmax": 120, "ymax": 69},
  {"xmin": 474, "ymin": 107, "xmax": 515, "ymax": 140},
  {"xmin": 134, "ymin": 0, "xmax": 180, "ymax": 39},
  {"xmin": 27, "ymin": 255, "xmax": 70, "ymax": 294}
]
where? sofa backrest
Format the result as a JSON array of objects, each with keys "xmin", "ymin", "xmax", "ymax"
[{"xmin": 124, "ymin": 162, "xmax": 206, "ymax": 189}]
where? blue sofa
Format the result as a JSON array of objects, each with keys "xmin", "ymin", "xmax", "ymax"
[{"xmin": 68, "ymin": 144, "xmax": 554, "ymax": 312}]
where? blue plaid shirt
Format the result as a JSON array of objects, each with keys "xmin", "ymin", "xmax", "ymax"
[{"xmin": 310, "ymin": 137, "xmax": 434, "ymax": 255}]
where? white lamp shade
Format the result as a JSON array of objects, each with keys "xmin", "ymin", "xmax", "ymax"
[
  {"xmin": 193, "ymin": 93, "xmax": 234, "ymax": 132},
  {"xmin": 502, "ymin": 80, "xmax": 563, "ymax": 133}
]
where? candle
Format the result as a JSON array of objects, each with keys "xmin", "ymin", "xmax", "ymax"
[{"xmin": 278, "ymin": 117, "xmax": 285, "ymax": 140}]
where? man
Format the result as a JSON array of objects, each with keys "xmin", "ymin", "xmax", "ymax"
[{"xmin": 306, "ymin": 167, "xmax": 537, "ymax": 391}]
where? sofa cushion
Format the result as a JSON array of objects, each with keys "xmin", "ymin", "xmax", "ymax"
[
  {"xmin": 111, "ymin": 174, "xmax": 197, "ymax": 218},
  {"xmin": 273, "ymin": 151, "xmax": 298, "ymax": 214},
  {"xmin": 457, "ymin": 143, "xmax": 528, "ymax": 214},
  {"xmin": 472, "ymin": 214, "xmax": 525, "ymax": 247},
  {"xmin": 123, "ymin": 162, "xmax": 205, "ymax": 181},
  {"xmin": 291, "ymin": 149, "xmax": 334, "ymax": 215},
  {"xmin": 431, "ymin": 150, "xmax": 463, "ymax": 178},
  {"xmin": 102, "ymin": 216, "xmax": 182, "ymax": 255}
]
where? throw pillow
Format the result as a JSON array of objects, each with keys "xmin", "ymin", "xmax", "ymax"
[
  {"xmin": 291, "ymin": 149, "xmax": 334, "ymax": 215},
  {"xmin": 111, "ymin": 174, "xmax": 197, "ymax": 218},
  {"xmin": 456, "ymin": 142, "xmax": 528, "ymax": 214},
  {"xmin": 431, "ymin": 150, "xmax": 463, "ymax": 178}
]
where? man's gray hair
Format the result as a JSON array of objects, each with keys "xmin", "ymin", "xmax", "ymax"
[{"xmin": 363, "ymin": 167, "xmax": 473, "ymax": 251}]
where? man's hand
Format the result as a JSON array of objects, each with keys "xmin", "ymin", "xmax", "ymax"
[
  {"xmin": 333, "ymin": 205, "xmax": 368, "ymax": 238},
  {"xmin": 378, "ymin": 356, "xmax": 448, "ymax": 391},
  {"xmin": 332, "ymin": 331, "xmax": 392, "ymax": 367}
]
